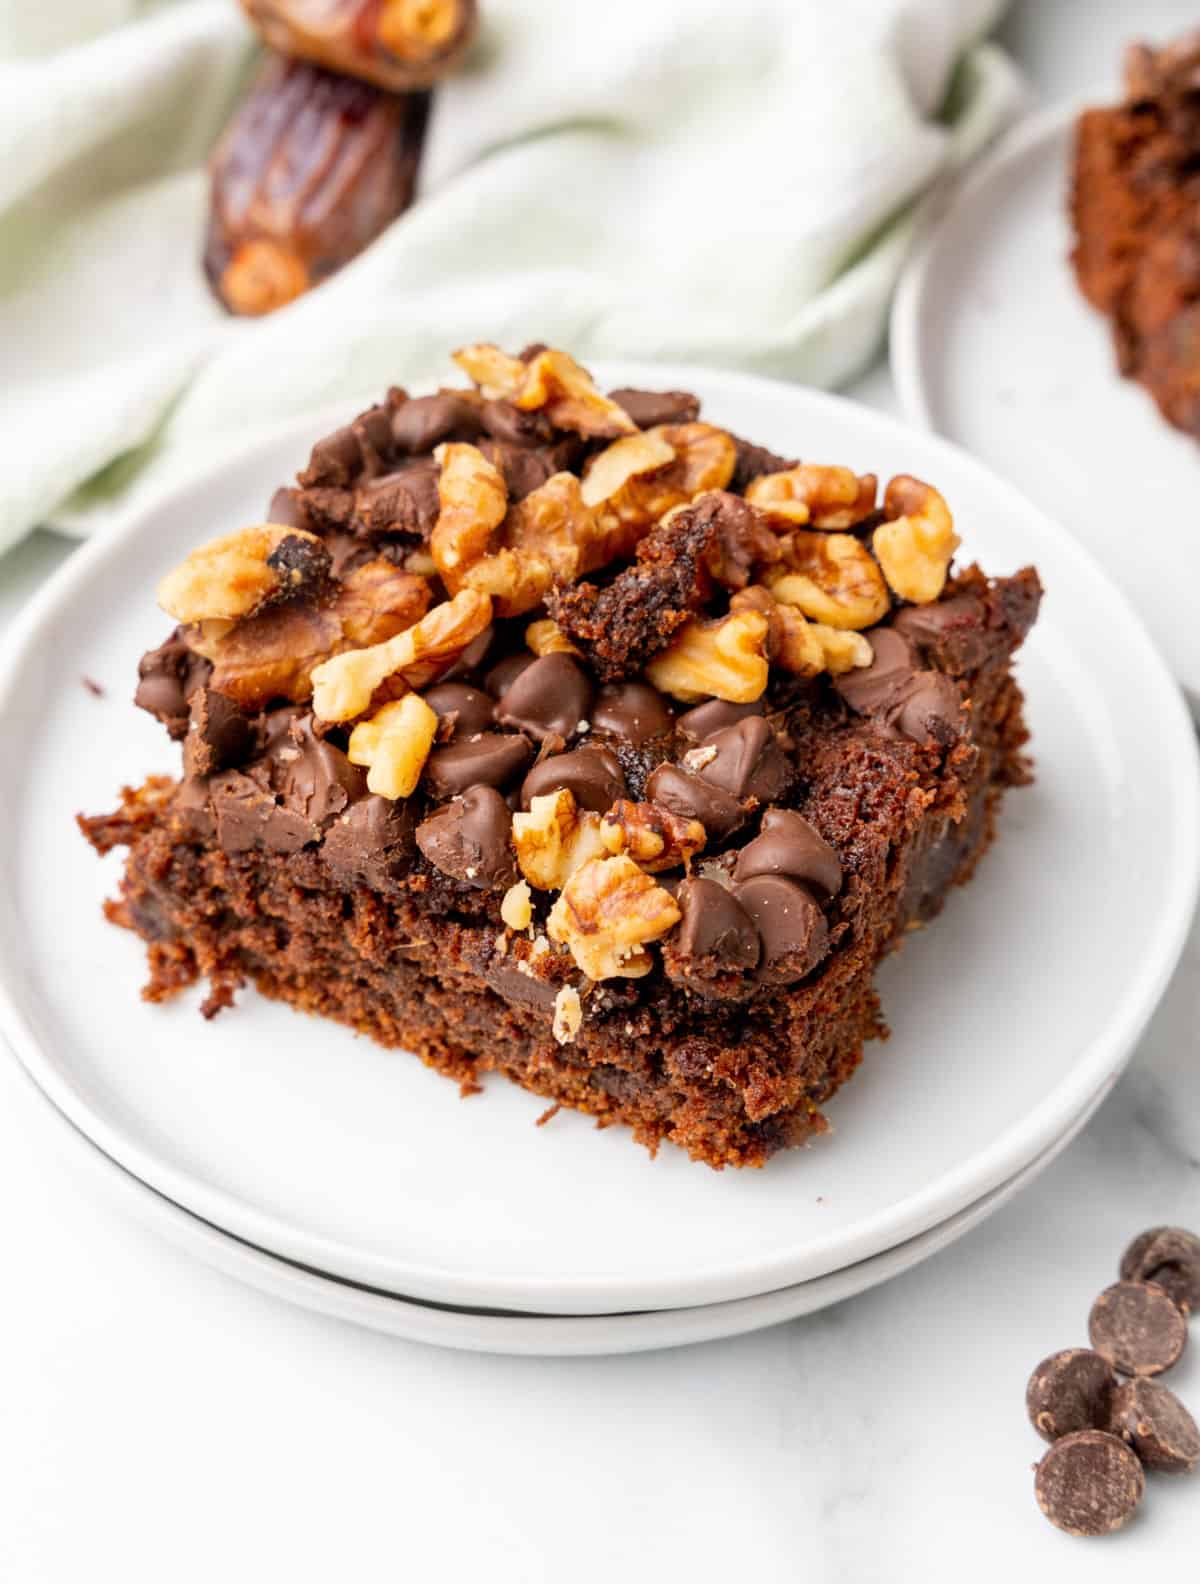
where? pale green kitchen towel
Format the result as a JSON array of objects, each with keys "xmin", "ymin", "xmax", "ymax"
[{"xmin": 0, "ymin": 0, "xmax": 1022, "ymax": 554}]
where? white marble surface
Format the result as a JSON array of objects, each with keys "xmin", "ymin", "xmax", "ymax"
[{"xmin": 3, "ymin": 2, "xmax": 1200, "ymax": 1576}]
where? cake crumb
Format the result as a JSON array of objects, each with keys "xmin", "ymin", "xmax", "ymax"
[
  {"xmin": 81, "ymin": 676, "xmax": 105, "ymax": 697},
  {"xmin": 535, "ymin": 1102, "xmax": 563, "ymax": 1127},
  {"xmin": 500, "ymin": 879, "xmax": 533, "ymax": 931}
]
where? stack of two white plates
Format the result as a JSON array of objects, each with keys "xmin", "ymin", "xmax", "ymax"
[{"xmin": 0, "ymin": 366, "xmax": 1196, "ymax": 1355}]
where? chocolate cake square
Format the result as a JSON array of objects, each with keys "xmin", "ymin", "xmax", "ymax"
[{"xmin": 81, "ymin": 344, "xmax": 1040, "ymax": 1167}]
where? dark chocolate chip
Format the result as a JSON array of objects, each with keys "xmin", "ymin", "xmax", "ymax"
[
  {"xmin": 302, "ymin": 423, "xmax": 362, "ymax": 487},
  {"xmin": 695, "ymin": 717, "xmax": 790, "ymax": 803},
  {"xmin": 1025, "ymin": 1350, "xmax": 1117, "ymax": 1444},
  {"xmin": 415, "ymin": 785, "xmax": 515, "ymax": 890},
  {"xmin": 440, "ymin": 623, "xmax": 496, "ymax": 684},
  {"xmin": 1120, "ymin": 1227, "xmax": 1200, "ymax": 1313},
  {"xmin": 134, "ymin": 633, "xmax": 212, "ymax": 739},
  {"xmin": 479, "ymin": 399, "xmax": 555, "ymax": 447},
  {"xmin": 183, "ymin": 688, "xmax": 256, "ymax": 778},
  {"xmin": 520, "ymin": 744, "xmax": 627, "ymax": 812},
  {"xmin": 421, "ymin": 683, "xmax": 496, "ymax": 738},
  {"xmin": 833, "ymin": 628, "xmax": 917, "ymax": 715},
  {"xmin": 478, "ymin": 439, "xmax": 561, "ymax": 501},
  {"xmin": 591, "ymin": 682, "xmax": 675, "ymax": 745},
  {"xmin": 266, "ymin": 486, "xmax": 310, "ymax": 529},
  {"xmin": 322, "ymin": 794, "xmax": 416, "ymax": 890},
  {"xmin": 424, "ymin": 733, "xmax": 535, "ymax": 799},
  {"xmin": 892, "ymin": 596, "xmax": 988, "ymax": 669},
  {"xmin": 483, "ymin": 952, "xmax": 560, "ymax": 1012},
  {"xmin": 483, "ymin": 650, "xmax": 536, "ymax": 698},
  {"xmin": 645, "ymin": 764, "xmax": 745, "ymax": 841},
  {"xmin": 607, "ymin": 387, "xmax": 700, "ymax": 428},
  {"xmin": 274, "ymin": 714, "xmax": 366, "ymax": 823},
  {"xmin": 354, "ymin": 459, "xmax": 440, "ymax": 537},
  {"xmin": 671, "ymin": 877, "xmax": 760, "ymax": 972},
  {"xmin": 1088, "ymin": 1281, "xmax": 1188, "ymax": 1377},
  {"xmin": 209, "ymin": 770, "xmax": 315, "ymax": 855},
  {"xmin": 1108, "ymin": 1378, "xmax": 1200, "ymax": 1473},
  {"xmin": 494, "ymin": 653, "xmax": 593, "ymax": 742},
  {"xmin": 732, "ymin": 807, "xmax": 843, "ymax": 897},
  {"xmin": 892, "ymin": 672, "xmax": 965, "ymax": 746},
  {"xmin": 676, "ymin": 697, "xmax": 764, "ymax": 742},
  {"xmin": 1034, "ymin": 1431, "xmax": 1144, "ymax": 1537},
  {"xmin": 731, "ymin": 875, "xmax": 829, "ymax": 984},
  {"xmin": 391, "ymin": 391, "xmax": 481, "ymax": 453}
]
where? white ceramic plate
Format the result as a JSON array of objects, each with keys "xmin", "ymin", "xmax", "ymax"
[
  {"xmin": 10, "ymin": 1046, "xmax": 1117, "ymax": 1357},
  {"xmin": 891, "ymin": 103, "xmax": 1200, "ymax": 707},
  {"xmin": 0, "ymin": 363, "xmax": 1195, "ymax": 1316}
]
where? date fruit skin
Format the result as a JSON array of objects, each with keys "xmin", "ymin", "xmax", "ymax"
[
  {"xmin": 204, "ymin": 54, "xmax": 428, "ymax": 317},
  {"xmin": 239, "ymin": 0, "xmax": 477, "ymax": 94}
]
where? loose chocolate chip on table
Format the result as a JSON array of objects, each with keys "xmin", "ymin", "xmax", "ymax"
[
  {"xmin": 520, "ymin": 744, "xmax": 627, "ymax": 812},
  {"xmin": 1025, "ymin": 1349, "xmax": 1117, "ymax": 1444},
  {"xmin": 1109, "ymin": 1377, "xmax": 1200, "ymax": 1473},
  {"xmin": 1120, "ymin": 1226, "xmax": 1200, "ymax": 1313},
  {"xmin": 1088, "ymin": 1280, "xmax": 1188, "ymax": 1377},
  {"xmin": 424, "ymin": 733, "xmax": 534, "ymax": 800},
  {"xmin": 415, "ymin": 785, "xmax": 516, "ymax": 890},
  {"xmin": 1035, "ymin": 1430, "xmax": 1145, "ymax": 1537},
  {"xmin": 733, "ymin": 807, "xmax": 843, "ymax": 898},
  {"xmin": 421, "ymin": 683, "xmax": 496, "ymax": 738},
  {"xmin": 494, "ymin": 653, "xmax": 594, "ymax": 741}
]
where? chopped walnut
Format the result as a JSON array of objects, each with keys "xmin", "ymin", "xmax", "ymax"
[
  {"xmin": 512, "ymin": 788, "xmax": 608, "ymax": 892},
  {"xmin": 525, "ymin": 618, "xmax": 581, "ymax": 657},
  {"xmin": 644, "ymin": 610, "xmax": 770, "ymax": 703},
  {"xmin": 811, "ymin": 623, "xmax": 873, "ymax": 674},
  {"xmin": 452, "ymin": 345, "xmax": 636, "ymax": 439},
  {"xmin": 500, "ymin": 878, "xmax": 534, "ymax": 931},
  {"xmin": 551, "ymin": 984, "xmax": 583, "ymax": 1044},
  {"xmin": 547, "ymin": 855, "xmax": 682, "ymax": 981},
  {"xmin": 347, "ymin": 691, "xmax": 439, "ymax": 799},
  {"xmin": 873, "ymin": 476, "xmax": 960, "ymax": 604},
  {"xmin": 378, "ymin": 0, "xmax": 459, "ymax": 54},
  {"xmin": 585, "ymin": 424, "xmax": 737, "ymax": 559},
  {"xmin": 188, "ymin": 560, "xmax": 431, "ymax": 710},
  {"xmin": 580, "ymin": 429, "xmax": 676, "ymax": 509},
  {"xmin": 310, "ymin": 588, "xmax": 493, "ymax": 722},
  {"xmin": 730, "ymin": 584, "xmax": 822, "ymax": 676},
  {"xmin": 765, "ymin": 531, "xmax": 890, "ymax": 630},
  {"xmin": 600, "ymin": 800, "xmax": 706, "ymax": 872},
  {"xmin": 430, "ymin": 442, "xmax": 508, "ymax": 588},
  {"xmin": 746, "ymin": 464, "xmax": 878, "ymax": 528},
  {"xmin": 157, "ymin": 524, "xmax": 327, "ymax": 624}
]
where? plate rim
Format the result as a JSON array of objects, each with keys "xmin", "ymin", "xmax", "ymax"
[
  {"xmin": 1, "ymin": 359, "xmax": 1196, "ymax": 1313},
  {"xmin": 7, "ymin": 1046, "xmax": 1119, "ymax": 1357}
]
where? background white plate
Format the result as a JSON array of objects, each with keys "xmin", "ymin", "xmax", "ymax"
[
  {"xmin": 0, "ymin": 364, "xmax": 1195, "ymax": 1316},
  {"xmin": 9, "ymin": 1048, "xmax": 1118, "ymax": 1356},
  {"xmin": 891, "ymin": 104, "xmax": 1200, "ymax": 707}
]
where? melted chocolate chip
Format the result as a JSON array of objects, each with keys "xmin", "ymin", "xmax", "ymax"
[
  {"xmin": 391, "ymin": 391, "xmax": 481, "ymax": 453},
  {"xmin": 275, "ymin": 715, "xmax": 366, "ymax": 823},
  {"xmin": 520, "ymin": 745, "xmax": 627, "ymax": 812},
  {"xmin": 1088, "ymin": 1281, "xmax": 1188, "ymax": 1377},
  {"xmin": 479, "ymin": 399, "xmax": 555, "ymax": 447},
  {"xmin": 209, "ymin": 770, "xmax": 316, "ymax": 855},
  {"xmin": 479, "ymin": 439, "xmax": 561, "ymax": 501},
  {"xmin": 322, "ymin": 794, "xmax": 416, "ymax": 890},
  {"xmin": 834, "ymin": 628, "xmax": 965, "ymax": 745},
  {"xmin": 1025, "ymin": 1350, "xmax": 1117, "ymax": 1445},
  {"xmin": 134, "ymin": 633, "xmax": 212, "ymax": 739},
  {"xmin": 354, "ymin": 458, "xmax": 440, "ymax": 537},
  {"xmin": 421, "ymin": 683, "xmax": 496, "ymax": 738},
  {"xmin": 696, "ymin": 717, "xmax": 791, "ymax": 803},
  {"xmin": 440, "ymin": 623, "xmax": 496, "ymax": 684},
  {"xmin": 645, "ymin": 764, "xmax": 745, "ymax": 841},
  {"xmin": 424, "ymin": 733, "xmax": 535, "ymax": 799},
  {"xmin": 494, "ymin": 653, "xmax": 593, "ymax": 742},
  {"xmin": 266, "ymin": 486, "xmax": 311, "ymax": 529},
  {"xmin": 893, "ymin": 672, "xmax": 966, "ymax": 746},
  {"xmin": 834, "ymin": 628, "xmax": 917, "ymax": 715},
  {"xmin": 671, "ymin": 877, "xmax": 760, "ymax": 972},
  {"xmin": 731, "ymin": 875, "xmax": 829, "ymax": 984},
  {"xmin": 483, "ymin": 953, "xmax": 559, "ymax": 1012},
  {"xmin": 415, "ymin": 785, "xmax": 516, "ymax": 889},
  {"xmin": 483, "ymin": 651, "xmax": 536, "ymax": 698},
  {"xmin": 182, "ymin": 688, "xmax": 256, "ymax": 778},
  {"xmin": 676, "ymin": 697, "xmax": 765, "ymax": 742},
  {"xmin": 1035, "ymin": 1431, "xmax": 1144, "ymax": 1537},
  {"xmin": 892, "ymin": 596, "xmax": 988, "ymax": 670},
  {"xmin": 591, "ymin": 682, "xmax": 674, "ymax": 745},
  {"xmin": 607, "ymin": 387, "xmax": 701, "ymax": 427},
  {"xmin": 733, "ymin": 807, "xmax": 843, "ymax": 897}
]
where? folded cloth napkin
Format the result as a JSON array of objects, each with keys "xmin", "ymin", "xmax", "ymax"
[{"xmin": 0, "ymin": 0, "xmax": 1022, "ymax": 555}]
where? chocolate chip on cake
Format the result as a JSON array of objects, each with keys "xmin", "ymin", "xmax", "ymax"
[
  {"xmin": 1109, "ymin": 1378, "xmax": 1200, "ymax": 1473},
  {"xmin": 493, "ymin": 653, "xmax": 593, "ymax": 742},
  {"xmin": 731, "ymin": 874, "xmax": 829, "ymax": 984},
  {"xmin": 1120, "ymin": 1227, "xmax": 1200, "ymax": 1314},
  {"xmin": 1088, "ymin": 1280, "xmax": 1189, "ymax": 1378},
  {"xmin": 391, "ymin": 391, "xmax": 482, "ymax": 454},
  {"xmin": 422, "ymin": 683, "xmax": 496, "ymax": 738},
  {"xmin": 607, "ymin": 387, "xmax": 701, "ymax": 428},
  {"xmin": 590, "ymin": 682, "xmax": 675, "ymax": 745},
  {"xmin": 1035, "ymin": 1430, "xmax": 1145, "ymax": 1537},
  {"xmin": 645, "ymin": 763, "xmax": 746, "ymax": 841},
  {"xmin": 1026, "ymin": 1349, "xmax": 1117, "ymax": 1444},
  {"xmin": 520, "ymin": 745, "xmax": 627, "ymax": 812},
  {"xmin": 424, "ymin": 733, "xmax": 535, "ymax": 799},
  {"xmin": 415, "ymin": 785, "xmax": 516, "ymax": 890}
]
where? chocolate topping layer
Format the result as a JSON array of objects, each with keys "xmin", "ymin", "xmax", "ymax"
[
  {"xmin": 322, "ymin": 794, "xmax": 416, "ymax": 890},
  {"xmin": 183, "ymin": 687, "xmax": 257, "ymax": 778}
]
